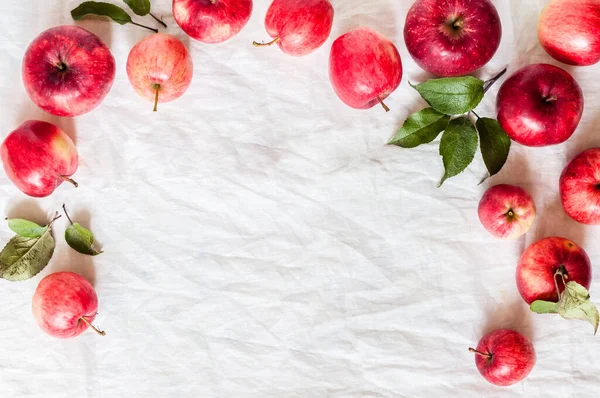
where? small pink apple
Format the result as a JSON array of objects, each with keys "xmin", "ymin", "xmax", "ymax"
[
  {"xmin": 560, "ymin": 148, "xmax": 600, "ymax": 225},
  {"xmin": 32, "ymin": 272, "xmax": 105, "ymax": 339},
  {"xmin": 126, "ymin": 34, "xmax": 194, "ymax": 112},
  {"xmin": 478, "ymin": 184, "xmax": 536, "ymax": 239}
]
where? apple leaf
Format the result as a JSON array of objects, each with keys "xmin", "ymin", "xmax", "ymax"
[
  {"xmin": 0, "ymin": 228, "xmax": 55, "ymax": 282},
  {"xmin": 7, "ymin": 219, "xmax": 48, "ymax": 239},
  {"xmin": 388, "ymin": 108, "xmax": 450, "ymax": 148},
  {"xmin": 530, "ymin": 300, "xmax": 559, "ymax": 314},
  {"xmin": 411, "ymin": 76, "xmax": 484, "ymax": 115},
  {"xmin": 438, "ymin": 117, "xmax": 478, "ymax": 186},
  {"xmin": 557, "ymin": 282, "xmax": 599, "ymax": 335},
  {"xmin": 71, "ymin": 2, "xmax": 133, "ymax": 24},
  {"xmin": 123, "ymin": 0, "xmax": 150, "ymax": 16},
  {"xmin": 476, "ymin": 118, "xmax": 511, "ymax": 178},
  {"xmin": 65, "ymin": 223, "xmax": 103, "ymax": 256}
]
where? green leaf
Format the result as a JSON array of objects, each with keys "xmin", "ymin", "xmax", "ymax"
[
  {"xmin": 123, "ymin": 0, "xmax": 150, "ymax": 16},
  {"xmin": 557, "ymin": 281, "xmax": 599, "ymax": 335},
  {"xmin": 388, "ymin": 108, "xmax": 450, "ymax": 148},
  {"xmin": 7, "ymin": 219, "xmax": 47, "ymax": 239},
  {"xmin": 412, "ymin": 76, "xmax": 484, "ymax": 115},
  {"xmin": 0, "ymin": 228, "xmax": 55, "ymax": 282},
  {"xmin": 477, "ymin": 118, "xmax": 511, "ymax": 178},
  {"xmin": 531, "ymin": 300, "xmax": 559, "ymax": 314},
  {"xmin": 438, "ymin": 117, "xmax": 478, "ymax": 186},
  {"xmin": 65, "ymin": 223, "xmax": 103, "ymax": 256},
  {"xmin": 71, "ymin": 1, "xmax": 133, "ymax": 25}
]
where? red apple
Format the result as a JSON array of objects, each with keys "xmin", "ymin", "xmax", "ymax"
[
  {"xmin": 478, "ymin": 184, "xmax": 536, "ymax": 239},
  {"xmin": 126, "ymin": 34, "xmax": 194, "ymax": 112},
  {"xmin": 329, "ymin": 27, "xmax": 402, "ymax": 112},
  {"xmin": 22, "ymin": 26, "xmax": 115, "ymax": 117},
  {"xmin": 253, "ymin": 0, "xmax": 334, "ymax": 56},
  {"xmin": 1, "ymin": 120, "xmax": 78, "ymax": 198},
  {"xmin": 173, "ymin": 0, "xmax": 253, "ymax": 44},
  {"xmin": 539, "ymin": 0, "xmax": 600, "ymax": 66},
  {"xmin": 516, "ymin": 237, "xmax": 592, "ymax": 304},
  {"xmin": 469, "ymin": 329, "xmax": 536, "ymax": 387},
  {"xmin": 496, "ymin": 64, "xmax": 584, "ymax": 147},
  {"xmin": 32, "ymin": 272, "xmax": 105, "ymax": 339},
  {"xmin": 560, "ymin": 148, "xmax": 600, "ymax": 224},
  {"xmin": 404, "ymin": 0, "xmax": 501, "ymax": 77}
]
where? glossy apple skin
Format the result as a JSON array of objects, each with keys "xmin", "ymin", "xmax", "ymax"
[
  {"xmin": 404, "ymin": 0, "xmax": 501, "ymax": 77},
  {"xmin": 560, "ymin": 148, "xmax": 600, "ymax": 224},
  {"xmin": 329, "ymin": 28, "xmax": 402, "ymax": 110},
  {"xmin": 126, "ymin": 34, "xmax": 194, "ymax": 107},
  {"xmin": 516, "ymin": 237, "xmax": 591, "ymax": 304},
  {"xmin": 22, "ymin": 26, "xmax": 115, "ymax": 117},
  {"xmin": 1, "ymin": 121, "xmax": 78, "ymax": 198},
  {"xmin": 539, "ymin": 0, "xmax": 600, "ymax": 66},
  {"xmin": 478, "ymin": 185, "xmax": 536, "ymax": 239},
  {"xmin": 261, "ymin": 0, "xmax": 334, "ymax": 56},
  {"xmin": 173, "ymin": 0, "xmax": 252, "ymax": 44},
  {"xmin": 496, "ymin": 64, "xmax": 584, "ymax": 147},
  {"xmin": 472, "ymin": 329, "xmax": 536, "ymax": 387},
  {"xmin": 32, "ymin": 272, "xmax": 99, "ymax": 339}
]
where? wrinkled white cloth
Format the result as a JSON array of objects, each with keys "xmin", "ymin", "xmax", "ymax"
[{"xmin": 0, "ymin": 0, "xmax": 599, "ymax": 397}]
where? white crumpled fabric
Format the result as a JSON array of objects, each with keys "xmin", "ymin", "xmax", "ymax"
[{"xmin": 0, "ymin": 0, "xmax": 599, "ymax": 397}]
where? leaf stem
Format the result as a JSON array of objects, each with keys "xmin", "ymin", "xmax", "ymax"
[
  {"xmin": 80, "ymin": 316, "xmax": 106, "ymax": 336},
  {"xmin": 131, "ymin": 21, "xmax": 158, "ymax": 33},
  {"xmin": 149, "ymin": 12, "xmax": 167, "ymax": 29},
  {"xmin": 253, "ymin": 37, "xmax": 281, "ymax": 47},
  {"xmin": 471, "ymin": 110, "xmax": 481, "ymax": 120},
  {"xmin": 62, "ymin": 204, "xmax": 74, "ymax": 226},
  {"xmin": 377, "ymin": 96, "xmax": 390, "ymax": 112},
  {"xmin": 49, "ymin": 212, "xmax": 62, "ymax": 227},
  {"xmin": 469, "ymin": 347, "xmax": 492, "ymax": 359},
  {"xmin": 60, "ymin": 175, "xmax": 79, "ymax": 188},
  {"xmin": 483, "ymin": 68, "xmax": 508, "ymax": 94}
]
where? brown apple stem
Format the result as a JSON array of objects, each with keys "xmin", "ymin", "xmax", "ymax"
[
  {"xmin": 469, "ymin": 347, "xmax": 492, "ymax": 359},
  {"xmin": 131, "ymin": 21, "xmax": 159, "ymax": 33},
  {"xmin": 253, "ymin": 37, "xmax": 281, "ymax": 47},
  {"xmin": 153, "ymin": 84, "xmax": 161, "ymax": 112},
  {"xmin": 545, "ymin": 95, "xmax": 558, "ymax": 102},
  {"xmin": 553, "ymin": 265, "xmax": 569, "ymax": 299},
  {"xmin": 149, "ymin": 12, "xmax": 167, "ymax": 29},
  {"xmin": 377, "ymin": 96, "xmax": 390, "ymax": 112},
  {"xmin": 62, "ymin": 204, "xmax": 74, "ymax": 226},
  {"xmin": 49, "ymin": 213, "xmax": 62, "ymax": 227},
  {"xmin": 483, "ymin": 67, "xmax": 508, "ymax": 94},
  {"xmin": 60, "ymin": 175, "xmax": 79, "ymax": 188},
  {"xmin": 210, "ymin": 0, "xmax": 216, "ymax": 3},
  {"xmin": 80, "ymin": 316, "xmax": 106, "ymax": 336}
]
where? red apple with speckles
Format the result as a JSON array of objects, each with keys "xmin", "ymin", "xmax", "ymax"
[
  {"xmin": 516, "ymin": 237, "xmax": 592, "ymax": 305},
  {"xmin": 1, "ymin": 120, "xmax": 78, "ymax": 198},
  {"xmin": 469, "ymin": 329, "xmax": 535, "ymax": 387},
  {"xmin": 173, "ymin": 0, "xmax": 252, "ymax": 44},
  {"xmin": 253, "ymin": 0, "xmax": 334, "ymax": 56},
  {"xmin": 478, "ymin": 184, "xmax": 536, "ymax": 239},
  {"xmin": 22, "ymin": 26, "xmax": 115, "ymax": 117},
  {"xmin": 32, "ymin": 272, "xmax": 105, "ymax": 339},
  {"xmin": 404, "ymin": 0, "xmax": 501, "ymax": 77},
  {"xmin": 539, "ymin": 0, "xmax": 600, "ymax": 66},
  {"xmin": 560, "ymin": 148, "xmax": 600, "ymax": 224},
  {"xmin": 127, "ymin": 34, "xmax": 194, "ymax": 112},
  {"xmin": 496, "ymin": 64, "xmax": 584, "ymax": 147},
  {"xmin": 329, "ymin": 28, "xmax": 402, "ymax": 112}
]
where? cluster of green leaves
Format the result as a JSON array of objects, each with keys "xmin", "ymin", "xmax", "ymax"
[
  {"xmin": 388, "ymin": 75, "xmax": 511, "ymax": 186},
  {"xmin": 71, "ymin": 0, "xmax": 166, "ymax": 33},
  {"xmin": 0, "ymin": 208, "xmax": 102, "ymax": 282}
]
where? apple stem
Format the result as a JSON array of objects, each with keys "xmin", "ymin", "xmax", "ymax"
[
  {"xmin": 469, "ymin": 347, "xmax": 492, "ymax": 359},
  {"xmin": 80, "ymin": 316, "xmax": 106, "ymax": 336},
  {"xmin": 131, "ymin": 21, "xmax": 159, "ymax": 33},
  {"xmin": 545, "ymin": 95, "xmax": 558, "ymax": 103},
  {"xmin": 554, "ymin": 265, "xmax": 569, "ymax": 299},
  {"xmin": 149, "ymin": 13, "xmax": 167, "ymax": 29},
  {"xmin": 60, "ymin": 175, "xmax": 79, "ymax": 188},
  {"xmin": 210, "ymin": 0, "xmax": 216, "ymax": 3},
  {"xmin": 153, "ymin": 84, "xmax": 161, "ymax": 112},
  {"xmin": 62, "ymin": 204, "xmax": 74, "ymax": 226},
  {"xmin": 253, "ymin": 37, "xmax": 281, "ymax": 47},
  {"xmin": 483, "ymin": 68, "xmax": 508, "ymax": 94},
  {"xmin": 49, "ymin": 212, "xmax": 62, "ymax": 227},
  {"xmin": 377, "ymin": 96, "xmax": 390, "ymax": 112}
]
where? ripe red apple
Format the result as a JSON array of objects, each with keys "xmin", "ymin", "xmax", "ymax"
[
  {"xmin": 516, "ymin": 237, "xmax": 592, "ymax": 304},
  {"xmin": 173, "ymin": 0, "xmax": 253, "ymax": 44},
  {"xmin": 22, "ymin": 26, "xmax": 115, "ymax": 117},
  {"xmin": 253, "ymin": 0, "xmax": 334, "ymax": 56},
  {"xmin": 1, "ymin": 120, "xmax": 78, "ymax": 198},
  {"xmin": 560, "ymin": 148, "xmax": 600, "ymax": 224},
  {"xmin": 127, "ymin": 34, "xmax": 194, "ymax": 112},
  {"xmin": 496, "ymin": 64, "xmax": 584, "ymax": 147},
  {"xmin": 469, "ymin": 329, "xmax": 536, "ymax": 386},
  {"xmin": 404, "ymin": 0, "xmax": 501, "ymax": 77},
  {"xmin": 329, "ymin": 27, "xmax": 402, "ymax": 112},
  {"xmin": 478, "ymin": 184, "xmax": 536, "ymax": 239},
  {"xmin": 32, "ymin": 272, "xmax": 105, "ymax": 339},
  {"xmin": 539, "ymin": 0, "xmax": 600, "ymax": 66}
]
